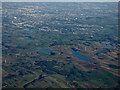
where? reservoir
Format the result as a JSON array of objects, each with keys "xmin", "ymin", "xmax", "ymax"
[{"xmin": 70, "ymin": 49, "xmax": 91, "ymax": 61}]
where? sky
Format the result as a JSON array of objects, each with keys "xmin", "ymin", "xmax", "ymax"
[{"xmin": 1, "ymin": 0, "xmax": 120, "ymax": 2}]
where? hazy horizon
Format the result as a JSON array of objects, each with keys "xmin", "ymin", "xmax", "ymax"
[{"xmin": 1, "ymin": 0, "xmax": 120, "ymax": 2}]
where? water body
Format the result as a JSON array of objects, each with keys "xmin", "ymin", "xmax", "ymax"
[
  {"xmin": 37, "ymin": 49, "xmax": 51, "ymax": 54},
  {"xmin": 4, "ymin": 46, "xmax": 9, "ymax": 49},
  {"xmin": 28, "ymin": 40, "xmax": 33, "ymax": 42},
  {"xmin": 37, "ymin": 49, "xmax": 91, "ymax": 61},
  {"xmin": 24, "ymin": 28, "xmax": 33, "ymax": 33},
  {"xmin": 96, "ymin": 51, "xmax": 106, "ymax": 55},
  {"xmin": 108, "ymin": 64, "xmax": 119, "ymax": 69},
  {"xmin": 24, "ymin": 36, "xmax": 33, "ymax": 42},
  {"xmin": 102, "ymin": 44, "xmax": 113, "ymax": 47},
  {"xmin": 51, "ymin": 50, "xmax": 60, "ymax": 51},
  {"xmin": 36, "ymin": 49, "xmax": 60, "ymax": 54},
  {"xmin": 96, "ymin": 51, "xmax": 106, "ymax": 54},
  {"xmin": 24, "ymin": 36, "xmax": 29, "ymax": 39},
  {"xmin": 86, "ymin": 39, "xmax": 96, "ymax": 41},
  {"xmin": 24, "ymin": 28, "xmax": 30, "ymax": 31},
  {"xmin": 86, "ymin": 39, "xmax": 93, "ymax": 41},
  {"xmin": 70, "ymin": 49, "xmax": 91, "ymax": 61}
]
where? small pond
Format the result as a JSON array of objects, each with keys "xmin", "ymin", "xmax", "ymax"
[
  {"xmin": 37, "ymin": 49, "xmax": 51, "ymax": 54},
  {"xmin": 70, "ymin": 49, "xmax": 91, "ymax": 61},
  {"xmin": 4, "ymin": 46, "xmax": 9, "ymax": 49},
  {"xmin": 36, "ymin": 49, "xmax": 60, "ymax": 54},
  {"xmin": 96, "ymin": 51, "xmax": 106, "ymax": 54},
  {"xmin": 23, "ymin": 36, "xmax": 33, "ymax": 42},
  {"xmin": 24, "ymin": 28, "xmax": 30, "ymax": 31},
  {"xmin": 102, "ymin": 44, "xmax": 113, "ymax": 47}
]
